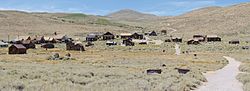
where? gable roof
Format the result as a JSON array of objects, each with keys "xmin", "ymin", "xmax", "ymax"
[
  {"xmin": 103, "ymin": 32, "xmax": 114, "ymax": 35},
  {"xmin": 12, "ymin": 44, "xmax": 26, "ymax": 49}
]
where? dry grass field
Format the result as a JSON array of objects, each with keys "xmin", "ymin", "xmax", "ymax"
[{"xmin": 0, "ymin": 41, "xmax": 228, "ymax": 91}]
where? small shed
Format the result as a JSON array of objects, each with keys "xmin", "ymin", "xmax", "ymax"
[
  {"xmin": 9, "ymin": 44, "xmax": 27, "ymax": 54},
  {"xmin": 229, "ymin": 40, "xmax": 240, "ymax": 44},
  {"xmin": 149, "ymin": 31, "xmax": 157, "ymax": 36},
  {"xmin": 161, "ymin": 30, "xmax": 167, "ymax": 34},
  {"xmin": 22, "ymin": 40, "xmax": 36, "ymax": 49},
  {"xmin": 132, "ymin": 33, "xmax": 143, "ymax": 39},
  {"xmin": 120, "ymin": 33, "xmax": 132, "ymax": 39},
  {"xmin": 86, "ymin": 34, "xmax": 99, "ymax": 42},
  {"xmin": 171, "ymin": 37, "xmax": 182, "ymax": 43},
  {"xmin": 175, "ymin": 68, "xmax": 190, "ymax": 74},
  {"xmin": 206, "ymin": 35, "xmax": 221, "ymax": 42},
  {"xmin": 123, "ymin": 39, "xmax": 134, "ymax": 46},
  {"xmin": 103, "ymin": 32, "xmax": 115, "ymax": 40},
  {"xmin": 41, "ymin": 43, "xmax": 55, "ymax": 49},
  {"xmin": 0, "ymin": 41, "xmax": 8, "ymax": 48}
]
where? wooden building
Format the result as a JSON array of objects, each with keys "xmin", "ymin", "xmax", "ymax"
[
  {"xmin": 123, "ymin": 39, "xmax": 134, "ymax": 46},
  {"xmin": 9, "ymin": 44, "xmax": 27, "ymax": 54},
  {"xmin": 132, "ymin": 33, "xmax": 143, "ymax": 39},
  {"xmin": 22, "ymin": 40, "xmax": 36, "ymax": 49},
  {"xmin": 206, "ymin": 35, "xmax": 221, "ymax": 42},
  {"xmin": 193, "ymin": 34, "xmax": 205, "ymax": 42},
  {"xmin": 229, "ymin": 40, "xmax": 240, "ymax": 44},
  {"xmin": 103, "ymin": 32, "xmax": 115, "ymax": 40},
  {"xmin": 66, "ymin": 42, "xmax": 85, "ymax": 51},
  {"xmin": 86, "ymin": 34, "xmax": 99, "ymax": 42},
  {"xmin": 149, "ymin": 31, "xmax": 157, "ymax": 36},
  {"xmin": 120, "ymin": 33, "xmax": 132, "ymax": 39},
  {"xmin": 171, "ymin": 37, "xmax": 182, "ymax": 43}
]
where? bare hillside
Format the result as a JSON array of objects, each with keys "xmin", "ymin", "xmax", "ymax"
[{"xmin": 165, "ymin": 3, "xmax": 250, "ymax": 39}]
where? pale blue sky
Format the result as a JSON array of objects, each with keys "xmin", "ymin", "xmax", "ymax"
[{"xmin": 0, "ymin": 0, "xmax": 249, "ymax": 16}]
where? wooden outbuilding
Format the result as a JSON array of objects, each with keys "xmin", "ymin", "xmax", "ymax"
[
  {"xmin": 229, "ymin": 40, "xmax": 240, "ymax": 44},
  {"xmin": 86, "ymin": 34, "xmax": 99, "ymax": 42},
  {"xmin": 22, "ymin": 40, "xmax": 36, "ymax": 49},
  {"xmin": 120, "ymin": 33, "xmax": 132, "ymax": 39},
  {"xmin": 123, "ymin": 39, "xmax": 134, "ymax": 46},
  {"xmin": 146, "ymin": 69, "xmax": 162, "ymax": 75},
  {"xmin": 175, "ymin": 68, "xmax": 190, "ymax": 74},
  {"xmin": 9, "ymin": 44, "xmax": 27, "ymax": 54},
  {"xmin": 103, "ymin": 32, "xmax": 115, "ymax": 40},
  {"xmin": 149, "ymin": 31, "xmax": 157, "ymax": 36},
  {"xmin": 66, "ymin": 41, "xmax": 85, "ymax": 51},
  {"xmin": 193, "ymin": 34, "xmax": 205, "ymax": 42},
  {"xmin": 132, "ymin": 33, "xmax": 144, "ymax": 39},
  {"xmin": 171, "ymin": 37, "xmax": 182, "ymax": 43},
  {"xmin": 206, "ymin": 35, "xmax": 221, "ymax": 42}
]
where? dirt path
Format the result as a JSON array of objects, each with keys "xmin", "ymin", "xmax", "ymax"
[{"xmin": 194, "ymin": 56, "xmax": 243, "ymax": 91}]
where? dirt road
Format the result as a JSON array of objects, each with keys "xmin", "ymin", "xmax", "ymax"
[{"xmin": 194, "ymin": 56, "xmax": 243, "ymax": 91}]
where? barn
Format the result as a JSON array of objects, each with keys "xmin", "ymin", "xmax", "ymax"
[
  {"xmin": 9, "ymin": 44, "xmax": 27, "ymax": 54},
  {"xmin": 103, "ymin": 32, "xmax": 115, "ymax": 40}
]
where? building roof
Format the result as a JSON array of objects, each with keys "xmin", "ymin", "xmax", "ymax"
[
  {"xmin": 86, "ymin": 34, "xmax": 97, "ymax": 38},
  {"xmin": 103, "ymin": 32, "xmax": 114, "ymax": 35},
  {"xmin": 207, "ymin": 35, "xmax": 219, "ymax": 38},
  {"xmin": 0, "ymin": 41, "xmax": 8, "ymax": 45},
  {"xmin": 12, "ymin": 44, "xmax": 26, "ymax": 49},
  {"xmin": 120, "ymin": 33, "xmax": 132, "ymax": 36}
]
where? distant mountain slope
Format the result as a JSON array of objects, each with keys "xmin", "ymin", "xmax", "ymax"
[
  {"xmin": 106, "ymin": 9, "xmax": 159, "ymax": 21},
  {"xmin": 166, "ymin": 2, "xmax": 250, "ymax": 39}
]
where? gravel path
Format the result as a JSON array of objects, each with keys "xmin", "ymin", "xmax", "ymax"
[{"xmin": 194, "ymin": 56, "xmax": 243, "ymax": 91}]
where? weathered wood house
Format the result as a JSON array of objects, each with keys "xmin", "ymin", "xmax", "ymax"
[
  {"xmin": 22, "ymin": 40, "xmax": 36, "ymax": 49},
  {"xmin": 9, "ymin": 44, "xmax": 27, "ymax": 54},
  {"xmin": 66, "ymin": 41, "xmax": 85, "ymax": 51},
  {"xmin": 123, "ymin": 39, "xmax": 134, "ymax": 46},
  {"xmin": 206, "ymin": 35, "xmax": 221, "ymax": 42},
  {"xmin": 193, "ymin": 34, "xmax": 205, "ymax": 42},
  {"xmin": 86, "ymin": 34, "xmax": 99, "ymax": 42},
  {"xmin": 103, "ymin": 32, "xmax": 115, "ymax": 40},
  {"xmin": 149, "ymin": 31, "xmax": 157, "ymax": 36},
  {"xmin": 132, "ymin": 33, "xmax": 143, "ymax": 39}
]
